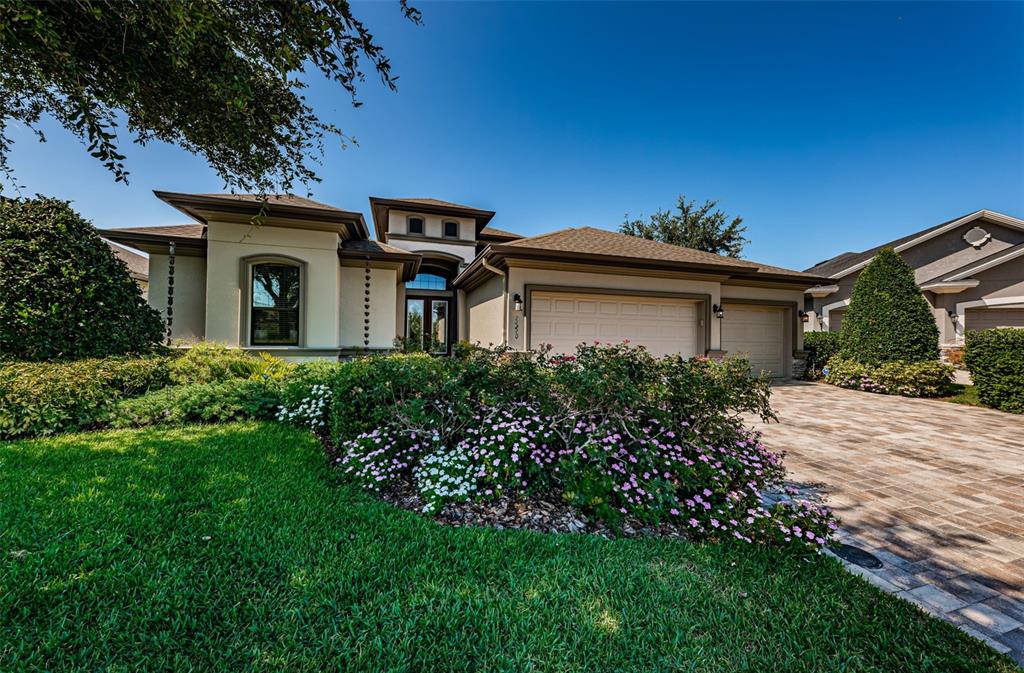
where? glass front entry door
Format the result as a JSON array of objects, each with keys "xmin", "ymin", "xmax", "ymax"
[{"xmin": 406, "ymin": 298, "xmax": 450, "ymax": 354}]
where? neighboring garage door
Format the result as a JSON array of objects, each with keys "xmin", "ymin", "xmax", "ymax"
[
  {"xmin": 965, "ymin": 307, "xmax": 1024, "ymax": 331},
  {"xmin": 721, "ymin": 304, "xmax": 787, "ymax": 378},
  {"xmin": 828, "ymin": 308, "xmax": 846, "ymax": 332},
  {"xmin": 529, "ymin": 291, "xmax": 701, "ymax": 358}
]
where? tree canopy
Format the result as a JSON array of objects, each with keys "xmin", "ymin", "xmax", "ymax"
[
  {"xmin": 0, "ymin": 196, "xmax": 165, "ymax": 360},
  {"xmin": 838, "ymin": 248, "xmax": 939, "ymax": 365},
  {"xmin": 0, "ymin": 0, "xmax": 421, "ymax": 193},
  {"xmin": 620, "ymin": 195, "xmax": 748, "ymax": 257}
]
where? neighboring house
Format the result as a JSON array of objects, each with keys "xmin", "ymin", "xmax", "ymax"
[
  {"xmin": 105, "ymin": 239, "xmax": 149, "ymax": 298},
  {"xmin": 804, "ymin": 210, "xmax": 1024, "ymax": 349},
  {"xmin": 103, "ymin": 190, "xmax": 828, "ymax": 378}
]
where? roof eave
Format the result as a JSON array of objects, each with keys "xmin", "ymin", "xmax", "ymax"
[
  {"xmin": 368, "ymin": 196, "xmax": 497, "ymax": 242},
  {"xmin": 155, "ymin": 190, "xmax": 368, "ymax": 239}
]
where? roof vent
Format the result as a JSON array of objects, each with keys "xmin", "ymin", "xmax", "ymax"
[{"xmin": 963, "ymin": 226, "xmax": 991, "ymax": 249}]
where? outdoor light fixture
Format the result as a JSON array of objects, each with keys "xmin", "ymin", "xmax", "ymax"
[
  {"xmin": 798, "ymin": 310, "xmax": 810, "ymax": 323},
  {"xmin": 948, "ymin": 309, "xmax": 958, "ymax": 324},
  {"xmin": 513, "ymin": 293, "xmax": 524, "ymax": 312},
  {"xmin": 712, "ymin": 304, "xmax": 725, "ymax": 319}
]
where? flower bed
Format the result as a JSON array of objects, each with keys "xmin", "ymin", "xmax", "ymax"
[
  {"xmin": 823, "ymin": 356, "xmax": 953, "ymax": 397},
  {"xmin": 279, "ymin": 344, "xmax": 836, "ymax": 549}
]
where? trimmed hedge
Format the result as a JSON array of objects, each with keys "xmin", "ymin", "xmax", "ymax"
[
  {"xmin": 0, "ymin": 356, "xmax": 171, "ymax": 438},
  {"xmin": 839, "ymin": 249, "xmax": 939, "ymax": 365},
  {"xmin": 824, "ymin": 356, "xmax": 953, "ymax": 398},
  {"xmin": 803, "ymin": 331, "xmax": 841, "ymax": 380},
  {"xmin": 0, "ymin": 197, "xmax": 164, "ymax": 360},
  {"xmin": 964, "ymin": 328, "xmax": 1024, "ymax": 413}
]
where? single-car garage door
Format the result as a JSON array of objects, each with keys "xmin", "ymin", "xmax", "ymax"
[
  {"xmin": 965, "ymin": 307, "xmax": 1024, "ymax": 331},
  {"xmin": 721, "ymin": 304, "xmax": 787, "ymax": 378},
  {"xmin": 529, "ymin": 291, "xmax": 701, "ymax": 358}
]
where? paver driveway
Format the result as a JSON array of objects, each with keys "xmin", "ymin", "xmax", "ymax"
[{"xmin": 749, "ymin": 382, "xmax": 1024, "ymax": 662}]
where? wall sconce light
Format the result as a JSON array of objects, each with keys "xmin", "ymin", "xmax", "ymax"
[
  {"xmin": 712, "ymin": 303, "xmax": 725, "ymax": 319},
  {"xmin": 513, "ymin": 293, "xmax": 524, "ymax": 312},
  {"xmin": 948, "ymin": 310, "xmax": 958, "ymax": 324},
  {"xmin": 798, "ymin": 310, "xmax": 810, "ymax": 323}
]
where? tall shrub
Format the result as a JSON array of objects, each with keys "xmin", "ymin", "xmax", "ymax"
[
  {"xmin": 964, "ymin": 328, "xmax": 1024, "ymax": 413},
  {"xmin": 803, "ymin": 331, "xmax": 841, "ymax": 380},
  {"xmin": 838, "ymin": 249, "xmax": 938, "ymax": 365},
  {"xmin": 0, "ymin": 197, "xmax": 164, "ymax": 360}
]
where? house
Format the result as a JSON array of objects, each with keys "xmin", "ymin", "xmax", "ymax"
[
  {"xmin": 804, "ymin": 210, "xmax": 1024, "ymax": 351},
  {"xmin": 105, "ymin": 239, "xmax": 149, "ymax": 298},
  {"xmin": 103, "ymin": 190, "xmax": 829, "ymax": 378}
]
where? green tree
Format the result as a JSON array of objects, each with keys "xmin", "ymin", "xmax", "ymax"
[
  {"xmin": 0, "ymin": 1, "xmax": 421, "ymax": 193},
  {"xmin": 0, "ymin": 196, "xmax": 164, "ymax": 360},
  {"xmin": 620, "ymin": 195, "xmax": 748, "ymax": 257},
  {"xmin": 839, "ymin": 248, "xmax": 939, "ymax": 365}
]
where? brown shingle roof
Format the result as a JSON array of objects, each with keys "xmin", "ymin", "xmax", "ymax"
[
  {"xmin": 105, "ymin": 241, "xmax": 148, "ymax": 280},
  {"xmin": 500, "ymin": 227, "xmax": 760, "ymax": 269},
  {"xmin": 391, "ymin": 197, "xmax": 483, "ymax": 210},
  {"xmin": 478, "ymin": 225, "xmax": 523, "ymax": 240},
  {"xmin": 340, "ymin": 239, "xmax": 420, "ymax": 257},
  {"xmin": 104, "ymin": 224, "xmax": 205, "ymax": 239}
]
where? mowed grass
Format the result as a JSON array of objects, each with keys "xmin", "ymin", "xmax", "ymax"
[
  {"xmin": 942, "ymin": 383, "xmax": 983, "ymax": 407},
  {"xmin": 0, "ymin": 423, "xmax": 1015, "ymax": 673}
]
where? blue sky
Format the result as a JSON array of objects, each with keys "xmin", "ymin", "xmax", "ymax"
[{"xmin": 5, "ymin": 1, "xmax": 1023, "ymax": 270}]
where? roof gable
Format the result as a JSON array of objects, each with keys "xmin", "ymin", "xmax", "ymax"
[{"xmin": 807, "ymin": 210, "xmax": 1024, "ymax": 279}]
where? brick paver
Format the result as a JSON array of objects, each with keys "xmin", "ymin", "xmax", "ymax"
[{"xmin": 749, "ymin": 382, "xmax": 1024, "ymax": 663}]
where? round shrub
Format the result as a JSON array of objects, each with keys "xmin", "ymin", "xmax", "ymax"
[
  {"xmin": 0, "ymin": 197, "xmax": 164, "ymax": 360},
  {"xmin": 839, "ymin": 248, "xmax": 939, "ymax": 365},
  {"xmin": 964, "ymin": 328, "xmax": 1024, "ymax": 413}
]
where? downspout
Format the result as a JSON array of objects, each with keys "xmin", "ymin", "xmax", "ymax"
[{"xmin": 481, "ymin": 258, "xmax": 509, "ymax": 347}]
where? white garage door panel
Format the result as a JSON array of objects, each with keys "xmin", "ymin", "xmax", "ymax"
[
  {"xmin": 966, "ymin": 308, "xmax": 1024, "ymax": 331},
  {"xmin": 530, "ymin": 291, "xmax": 700, "ymax": 358},
  {"xmin": 721, "ymin": 304, "xmax": 786, "ymax": 378}
]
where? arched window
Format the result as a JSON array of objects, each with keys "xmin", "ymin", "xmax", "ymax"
[
  {"xmin": 406, "ymin": 273, "xmax": 448, "ymax": 291},
  {"xmin": 407, "ymin": 216, "xmax": 424, "ymax": 235},
  {"xmin": 250, "ymin": 262, "xmax": 301, "ymax": 345}
]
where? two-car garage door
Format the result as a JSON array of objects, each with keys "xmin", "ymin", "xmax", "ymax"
[
  {"xmin": 720, "ymin": 304, "xmax": 787, "ymax": 379},
  {"xmin": 529, "ymin": 291, "xmax": 701, "ymax": 358},
  {"xmin": 528, "ymin": 292, "xmax": 789, "ymax": 378}
]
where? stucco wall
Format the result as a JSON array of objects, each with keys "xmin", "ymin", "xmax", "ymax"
[
  {"xmin": 465, "ymin": 274, "xmax": 505, "ymax": 347},
  {"xmin": 148, "ymin": 254, "xmax": 206, "ymax": 342},
  {"xmin": 204, "ymin": 221, "xmax": 340, "ymax": 348},
  {"xmin": 386, "ymin": 209, "xmax": 477, "ymax": 265},
  {"xmin": 340, "ymin": 266, "xmax": 399, "ymax": 349},
  {"xmin": 903, "ymin": 221, "xmax": 1024, "ymax": 285}
]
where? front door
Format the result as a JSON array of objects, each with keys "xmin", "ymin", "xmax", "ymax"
[{"xmin": 406, "ymin": 297, "xmax": 450, "ymax": 354}]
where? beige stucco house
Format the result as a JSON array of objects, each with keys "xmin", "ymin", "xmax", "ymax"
[
  {"xmin": 804, "ymin": 210, "xmax": 1024, "ymax": 349},
  {"xmin": 105, "ymin": 240, "xmax": 149, "ymax": 298},
  {"xmin": 104, "ymin": 191, "xmax": 828, "ymax": 378}
]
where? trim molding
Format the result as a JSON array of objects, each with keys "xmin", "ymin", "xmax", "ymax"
[{"xmin": 945, "ymin": 245, "xmax": 1024, "ymax": 281}]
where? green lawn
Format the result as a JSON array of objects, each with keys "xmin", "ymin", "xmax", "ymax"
[
  {"xmin": 0, "ymin": 423, "xmax": 1015, "ymax": 672},
  {"xmin": 942, "ymin": 383, "xmax": 983, "ymax": 407}
]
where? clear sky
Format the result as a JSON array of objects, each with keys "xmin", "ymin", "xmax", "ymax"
[{"xmin": 5, "ymin": 1, "xmax": 1023, "ymax": 271}]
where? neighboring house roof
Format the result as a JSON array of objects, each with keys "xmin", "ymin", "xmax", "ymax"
[
  {"xmin": 806, "ymin": 209, "xmax": 1024, "ymax": 279},
  {"xmin": 105, "ymin": 240, "xmax": 148, "ymax": 281},
  {"xmin": 154, "ymin": 190, "xmax": 368, "ymax": 239},
  {"xmin": 368, "ymin": 196, "xmax": 496, "ymax": 242},
  {"xmin": 456, "ymin": 226, "xmax": 827, "ymax": 288}
]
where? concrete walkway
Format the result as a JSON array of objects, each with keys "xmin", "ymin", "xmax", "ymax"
[{"xmin": 749, "ymin": 382, "xmax": 1024, "ymax": 664}]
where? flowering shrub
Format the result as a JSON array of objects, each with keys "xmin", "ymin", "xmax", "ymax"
[
  {"xmin": 824, "ymin": 356, "xmax": 953, "ymax": 397},
  {"xmin": 291, "ymin": 344, "xmax": 836, "ymax": 550},
  {"xmin": 276, "ymin": 383, "xmax": 332, "ymax": 431}
]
